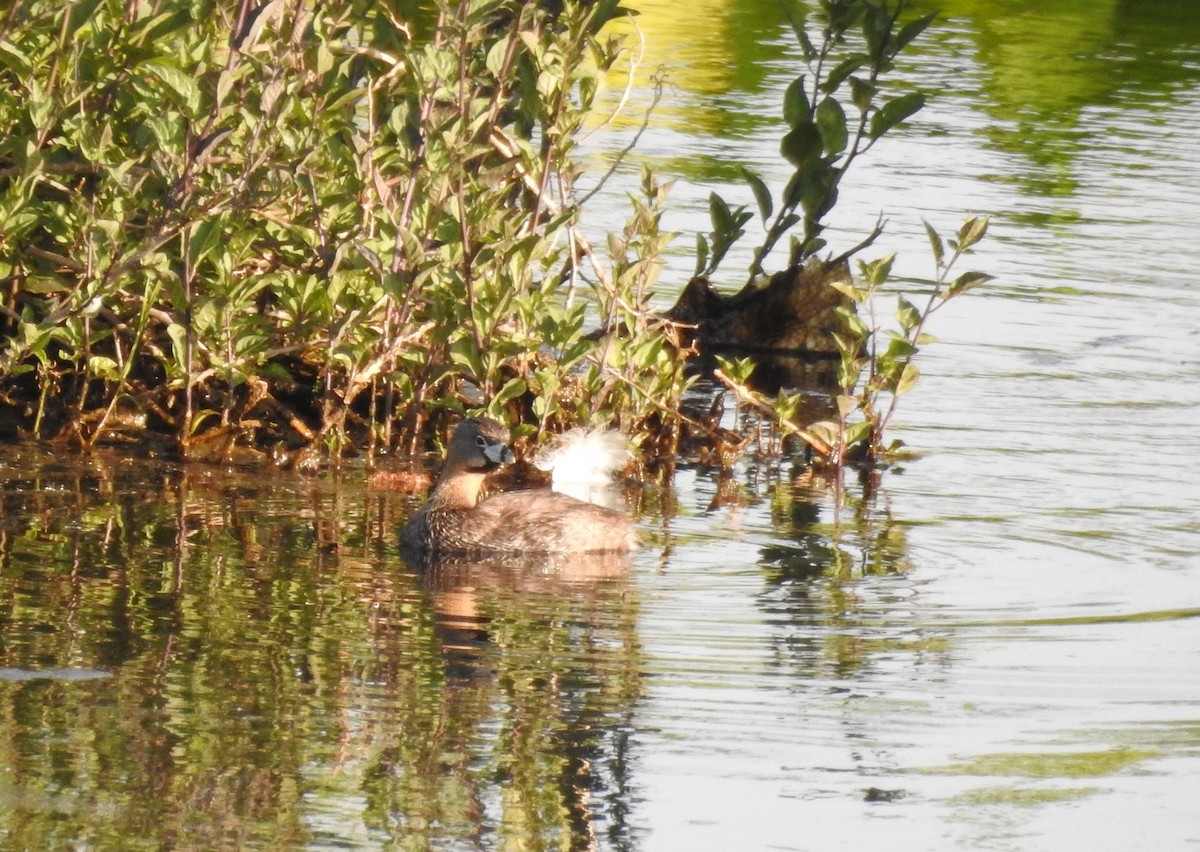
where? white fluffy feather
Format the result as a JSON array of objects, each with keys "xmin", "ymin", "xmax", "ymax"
[{"xmin": 534, "ymin": 428, "xmax": 631, "ymax": 507}]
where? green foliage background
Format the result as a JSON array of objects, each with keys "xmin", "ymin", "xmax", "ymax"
[
  {"xmin": 0, "ymin": 0, "xmax": 682, "ymax": 460},
  {"xmin": 1, "ymin": 0, "xmax": 987, "ymax": 472}
]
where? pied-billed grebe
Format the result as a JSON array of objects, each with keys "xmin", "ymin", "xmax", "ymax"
[{"xmin": 400, "ymin": 418, "xmax": 639, "ymax": 555}]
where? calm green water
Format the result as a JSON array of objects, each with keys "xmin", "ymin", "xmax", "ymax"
[{"xmin": 3, "ymin": 1, "xmax": 1200, "ymax": 849}]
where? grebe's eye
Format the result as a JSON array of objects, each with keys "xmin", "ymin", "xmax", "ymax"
[{"xmin": 475, "ymin": 436, "xmax": 488, "ymax": 448}]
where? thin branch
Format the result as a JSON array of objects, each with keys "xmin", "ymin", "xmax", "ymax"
[
  {"xmin": 578, "ymin": 70, "xmax": 664, "ymax": 208},
  {"xmin": 712, "ymin": 366, "xmax": 832, "ymax": 457}
]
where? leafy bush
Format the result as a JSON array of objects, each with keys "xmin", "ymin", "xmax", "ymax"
[
  {"xmin": 0, "ymin": 0, "xmax": 683, "ymax": 461},
  {"xmin": 695, "ymin": 0, "xmax": 992, "ymax": 469},
  {"xmin": 0, "ymin": 0, "xmax": 987, "ymax": 475}
]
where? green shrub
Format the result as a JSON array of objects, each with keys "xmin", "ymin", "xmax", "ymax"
[{"xmin": 0, "ymin": 0, "xmax": 684, "ymax": 461}]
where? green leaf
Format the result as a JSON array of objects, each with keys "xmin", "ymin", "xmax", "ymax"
[
  {"xmin": 895, "ymin": 12, "xmax": 937, "ymax": 52},
  {"xmin": 815, "ymin": 97, "xmax": 847, "ymax": 155},
  {"xmin": 741, "ymin": 167, "xmax": 773, "ymax": 222},
  {"xmin": 486, "ymin": 34, "xmax": 511, "ymax": 78},
  {"xmin": 782, "ymin": 172, "xmax": 805, "ymax": 209},
  {"xmin": 783, "ymin": 76, "xmax": 810, "ymax": 127},
  {"xmin": 857, "ymin": 253, "xmax": 895, "ymax": 287},
  {"xmin": 884, "ymin": 335, "xmax": 917, "ymax": 361},
  {"xmin": 27, "ymin": 79, "xmax": 53, "ymax": 130},
  {"xmin": 493, "ymin": 376, "xmax": 527, "ymax": 405},
  {"xmin": 771, "ymin": 213, "xmax": 802, "ymax": 241},
  {"xmin": 716, "ymin": 354, "xmax": 754, "ymax": 385},
  {"xmin": 895, "ymin": 362, "xmax": 920, "ymax": 395},
  {"xmin": 20, "ymin": 320, "xmax": 59, "ymax": 353},
  {"xmin": 829, "ymin": 280, "xmax": 867, "ymax": 303},
  {"xmin": 87, "ymin": 355, "xmax": 121, "ymax": 380},
  {"xmin": 144, "ymin": 115, "xmax": 185, "ymax": 154},
  {"xmin": 821, "ymin": 53, "xmax": 869, "ymax": 94},
  {"xmin": 835, "ymin": 305, "xmax": 869, "ymax": 340},
  {"xmin": 849, "ymin": 76, "xmax": 876, "ymax": 112},
  {"xmin": 142, "ymin": 57, "xmax": 202, "ymax": 115},
  {"xmin": 863, "ymin": 3, "xmax": 891, "ymax": 59},
  {"xmin": 780, "ymin": 121, "xmax": 822, "ymax": 168},
  {"xmin": 694, "ymin": 233, "xmax": 710, "ymax": 277},
  {"xmin": 448, "ymin": 337, "xmax": 486, "ymax": 379},
  {"xmin": 188, "ymin": 218, "xmax": 223, "ymax": 267},
  {"xmin": 709, "ymin": 192, "xmax": 734, "ymax": 234},
  {"xmin": 167, "ymin": 322, "xmax": 189, "ymax": 370},
  {"xmin": 896, "ymin": 297, "xmax": 921, "ymax": 333},
  {"xmin": 949, "ymin": 271, "xmax": 994, "ymax": 296},
  {"xmin": 957, "ymin": 216, "xmax": 989, "ymax": 249},
  {"xmin": 806, "ymin": 420, "xmax": 841, "ymax": 453},
  {"xmin": 922, "ymin": 219, "xmax": 944, "ymax": 266},
  {"xmin": 0, "ymin": 40, "xmax": 33, "ymax": 78},
  {"xmin": 22, "ymin": 276, "xmax": 70, "ymax": 295},
  {"xmin": 843, "ymin": 420, "xmax": 871, "ymax": 447},
  {"xmin": 607, "ymin": 232, "xmax": 626, "ymax": 260},
  {"xmin": 138, "ymin": 8, "xmax": 193, "ymax": 45},
  {"xmin": 517, "ymin": 30, "xmax": 541, "ymax": 55},
  {"xmin": 869, "ymin": 91, "xmax": 925, "ymax": 141},
  {"xmin": 832, "ymin": 332, "xmax": 860, "ymax": 359}
]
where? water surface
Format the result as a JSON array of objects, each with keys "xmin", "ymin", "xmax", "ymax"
[{"xmin": 3, "ymin": 1, "xmax": 1200, "ymax": 849}]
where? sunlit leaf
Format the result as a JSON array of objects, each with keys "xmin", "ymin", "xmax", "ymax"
[
  {"xmin": 958, "ymin": 216, "xmax": 989, "ymax": 249},
  {"xmin": 884, "ymin": 336, "xmax": 916, "ymax": 361},
  {"xmin": 27, "ymin": 79, "xmax": 52, "ymax": 130},
  {"xmin": 518, "ymin": 30, "xmax": 541, "ymax": 55},
  {"xmin": 166, "ymin": 322, "xmax": 188, "ymax": 370},
  {"xmin": 0, "ymin": 40, "xmax": 33, "ymax": 77},
  {"xmin": 835, "ymin": 304, "xmax": 870, "ymax": 339},
  {"xmin": 805, "ymin": 420, "xmax": 841, "ymax": 454},
  {"xmin": 87, "ymin": 355, "xmax": 120, "ymax": 380},
  {"xmin": 895, "ymin": 362, "xmax": 920, "ymax": 395},
  {"xmin": 856, "ymin": 253, "xmax": 895, "ymax": 287},
  {"xmin": 486, "ymin": 34, "xmax": 511, "ymax": 77},
  {"xmin": 830, "ymin": 280, "xmax": 867, "ymax": 303},
  {"xmin": 843, "ymin": 420, "xmax": 871, "ymax": 447},
  {"xmin": 836, "ymin": 355, "xmax": 862, "ymax": 390},
  {"xmin": 142, "ymin": 57, "xmax": 202, "ymax": 114},
  {"xmin": 493, "ymin": 376, "xmax": 527, "ymax": 404},
  {"xmin": 22, "ymin": 276, "xmax": 69, "ymax": 295},
  {"xmin": 832, "ymin": 332, "xmax": 860, "ymax": 358},
  {"xmin": 896, "ymin": 296, "xmax": 920, "ymax": 333}
]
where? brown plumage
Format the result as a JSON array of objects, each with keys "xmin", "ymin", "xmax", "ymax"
[{"xmin": 400, "ymin": 417, "xmax": 639, "ymax": 555}]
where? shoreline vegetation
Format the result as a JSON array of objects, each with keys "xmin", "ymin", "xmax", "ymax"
[{"xmin": 0, "ymin": 0, "xmax": 989, "ymax": 477}]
